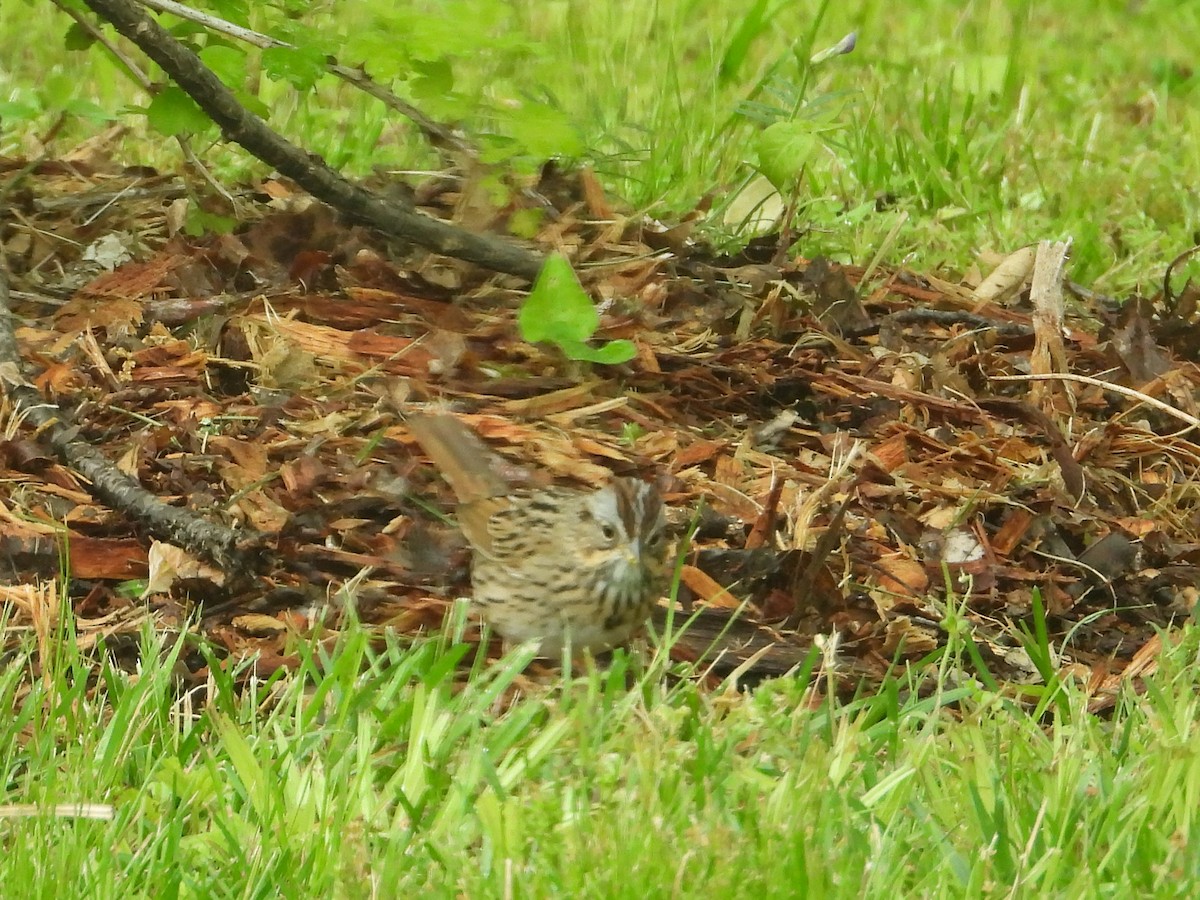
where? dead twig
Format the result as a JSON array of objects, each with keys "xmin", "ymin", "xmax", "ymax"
[
  {"xmin": 991, "ymin": 372, "xmax": 1200, "ymax": 431},
  {"xmin": 0, "ymin": 267, "xmax": 260, "ymax": 573}
]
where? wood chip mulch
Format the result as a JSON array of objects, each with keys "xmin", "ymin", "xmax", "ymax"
[{"xmin": 5, "ymin": 148, "xmax": 1200, "ymax": 712}]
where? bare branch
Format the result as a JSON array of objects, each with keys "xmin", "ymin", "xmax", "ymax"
[{"xmin": 0, "ymin": 268, "xmax": 259, "ymax": 572}]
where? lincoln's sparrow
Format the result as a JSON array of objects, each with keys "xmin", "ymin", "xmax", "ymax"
[{"xmin": 407, "ymin": 413, "xmax": 669, "ymax": 655}]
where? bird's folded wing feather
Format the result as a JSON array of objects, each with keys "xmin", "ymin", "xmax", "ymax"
[{"xmin": 406, "ymin": 412, "xmax": 511, "ymax": 504}]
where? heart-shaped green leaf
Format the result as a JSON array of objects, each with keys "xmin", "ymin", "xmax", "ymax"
[
  {"xmin": 755, "ymin": 119, "xmax": 820, "ymax": 191},
  {"xmin": 519, "ymin": 254, "xmax": 637, "ymax": 364},
  {"xmin": 520, "ymin": 253, "xmax": 599, "ymax": 345}
]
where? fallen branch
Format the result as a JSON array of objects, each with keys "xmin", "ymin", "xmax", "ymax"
[
  {"xmin": 81, "ymin": 0, "xmax": 545, "ymax": 281},
  {"xmin": 0, "ymin": 268, "xmax": 259, "ymax": 573}
]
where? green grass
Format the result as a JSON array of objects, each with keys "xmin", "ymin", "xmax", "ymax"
[
  {"xmin": 6, "ymin": 610, "xmax": 1200, "ymax": 895},
  {"xmin": 6, "ymin": 0, "xmax": 1200, "ymax": 894},
  {"xmin": 3, "ymin": 0, "xmax": 1198, "ymax": 294}
]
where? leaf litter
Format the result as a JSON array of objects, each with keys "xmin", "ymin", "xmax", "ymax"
[{"xmin": 3, "ymin": 145, "xmax": 1199, "ymax": 712}]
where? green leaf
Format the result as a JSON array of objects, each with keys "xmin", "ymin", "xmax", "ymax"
[
  {"xmin": 63, "ymin": 22, "xmax": 96, "ymax": 51},
  {"xmin": 41, "ymin": 73, "xmax": 79, "ymax": 108},
  {"xmin": 506, "ymin": 102, "xmax": 585, "ymax": 158},
  {"xmin": 410, "ymin": 58, "xmax": 455, "ymax": 102},
  {"xmin": 507, "ymin": 207, "xmax": 544, "ymax": 240},
  {"xmin": 114, "ymin": 579, "xmax": 149, "ymax": 599},
  {"xmin": 207, "ymin": 0, "xmax": 250, "ymax": 25},
  {"xmin": 519, "ymin": 254, "xmax": 636, "ymax": 364},
  {"xmin": 559, "ymin": 339, "xmax": 637, "ymax": 364},
  {"xmin": 144, "ymin": 87, "xmax": 211, "ymax": 136},
  {"xmin": 237, "ymin": 92, "xmax": 270, "ymax": 120},
  {"xmin": 755, "ymin": 119, "xmax": 820, "ymax": 191},
  {"xmin": 479, "ymin": 134, "xmax": 523, "ymax": 165},
  {"xmin": 520, "ymin": 253, "xmax": 598, "ymax": 345},
  {"xmin": 198, "ymin": 43, "xmax": 248, "ymax": 88},
  {"xmin": 262, "ymin": 44, "xmax": 327, "ymax": 92},
  {"xmin": 64, "ymin": 99, "xmax": 114, "ymax": 123},
  {"xmin": 0, "ymin": 100, "xmax": 40, "ymax": 122},
  {"xmin": 406, "ymin": 0, "xmax": 514, "ymax": 61},
  {"xmin": 185, "ymin": 207, "xmax": 237, "ymax": 237},
  {"xmin": 345, "ymin": 28, "xmax": 409, "ymax": 82}
]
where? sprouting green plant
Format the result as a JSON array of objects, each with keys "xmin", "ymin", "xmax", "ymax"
[
  {"xmin": 518, "ymin": 253, "xmax": 636, "ymax": 364},
  {"xmin": 619, "ymin": 422, "xmax": 645, "ymax": 445}
]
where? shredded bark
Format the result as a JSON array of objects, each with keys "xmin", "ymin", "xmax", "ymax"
[{"xmin": 4, "ymin": 119, "xmax": 1200, "ymax": 709}]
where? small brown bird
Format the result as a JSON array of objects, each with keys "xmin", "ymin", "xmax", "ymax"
[{"xmin": 406, "ymin": 412, "xmax": 669, "ymax": 655}]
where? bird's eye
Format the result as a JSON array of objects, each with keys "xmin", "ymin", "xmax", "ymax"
[{"xmin": 599, "ymin": 522, "xmax": 618, "ymax": 544}]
